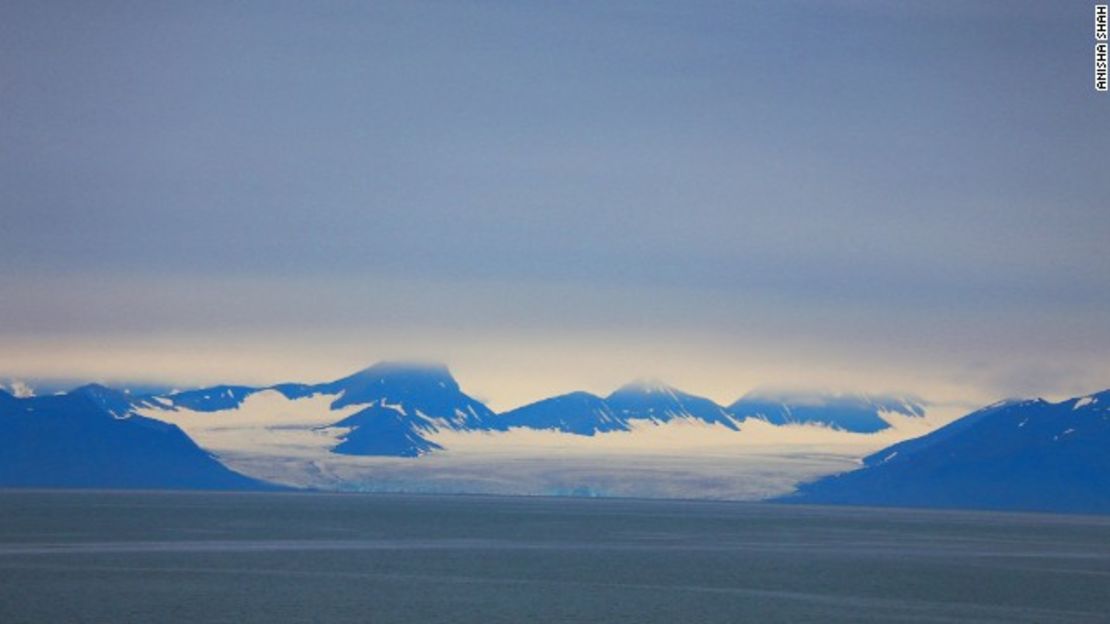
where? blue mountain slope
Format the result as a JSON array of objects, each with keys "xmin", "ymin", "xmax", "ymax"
[
  {"xmin": 729, "ymin": 392, "xmax": 926, "ymax": 433},
  {"xmin": 493, "ymin": 381, "xmax": 737, "ymax": 435},
  {"xmin": 781, "ymin": 390, "xmax": 1110, "ymax": 514},
  {"xmin": 331, "ymin": 407, "xmax": 445, "ymax": 456},
  {"xmin": 0, "ymin": 388, "xmax": 18, "ymax": 409},
  {"xmin": 496, "ymin": 391, "xmax": 623, "ymax": 435},
  {"xmin": 0, "ymin": 386, "xmax": 277, "ymax": 490}
]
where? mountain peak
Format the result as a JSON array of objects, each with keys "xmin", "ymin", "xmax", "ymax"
[
  {"xmin": 342, "ymin": 361, "xmax": 454, "ymax": 383},
  {"xmin": 609, "ymin": 378, "xmax": 677, "ymax": 398},
  {"xmin": 71, "ymin": 383, "xmax": 132, "ymax": 405},
  {"xmin": 71, "ymin": 382, "xmax": 116, "ymax": 395},
  {"xmin": 69, "ymin": 383, "xmax": 139, "ymax": 419},
  {"xmin": 327, "ymin": 361, "xmax": 459, "ymax": 399},
  {"xmin": 325, "ymin": 361, "xmax": 493, "ymax": 455}
]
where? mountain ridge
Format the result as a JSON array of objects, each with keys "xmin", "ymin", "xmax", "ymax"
[
  {"xmin": 0, "ymin": 385, "xmax": 278, "ymax": 491},
  {"xmin": 7, "ymin": 361, "xmax": 1107, "ymax": 514}
]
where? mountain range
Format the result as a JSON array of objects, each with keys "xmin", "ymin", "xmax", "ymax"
[
  {"xmin": 2, "ymin": 362, "xmax": 1107, "ymax": 514},
  {"xmin": 90, "ymin": 362, "xmax": 927, "ymax": 458},
  {"xmin": 495, "ymin": 380, "xmax": 740, "ymax": 435},
  {"xmin": 153, "ymin": 363, "xmax": 495, "ymax": 457}
]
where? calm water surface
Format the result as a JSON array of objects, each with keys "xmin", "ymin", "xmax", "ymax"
[{"xmin": 1, "ymin": 490, "xmax": 1108, "ymax": 623}]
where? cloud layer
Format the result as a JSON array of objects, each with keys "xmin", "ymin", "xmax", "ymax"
[{"xmin": 1, "ymin": 1, "xmax": 1107, "ymax": 407}]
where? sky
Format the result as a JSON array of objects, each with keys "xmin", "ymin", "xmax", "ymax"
[{"xmin": 1, "ymin": 1, "xmax": 1108, "ymax": 410}]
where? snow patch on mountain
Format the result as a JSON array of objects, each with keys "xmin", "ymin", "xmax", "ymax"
[{"xmin": 136, "ymin": 390, "xmax": 366, "ymax": 459}]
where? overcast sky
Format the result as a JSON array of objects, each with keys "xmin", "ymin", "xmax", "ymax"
[{"xmin": 1, "ymin": 1, "xmax": 1107, "ymax": 410}]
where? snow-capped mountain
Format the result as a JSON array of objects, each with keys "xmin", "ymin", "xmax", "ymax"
[
  {"xmin": 606, "ymin": 381, "xmax": 739, "ymax": 428},
  {"xmin": 0, "ymin": 385, "xmax": 273, "ymax": 490},
  {"xmin": 322, "ymin": 362, "xmax": 494, "ymax": 456},
  {"xmin": 729, "ymin": 391, "xmax": 927, "ymax": 433},
  {"xmin": 495, "ymin": 384, "xmax": 928, "ymax": 435},
  {"xmin": 782, "ymin": 390, "xmax": 1110, "ymax": 514},
  {"xmin": 142, "ymin": 362, "xmax": 495, "ymax": 458},
  {"xmin": 495, "ymin": 380, "xmax": 738, "ymax": 435},
  {"xmin": 11, "ymin": 359, "xmax": 1105, "ymax": 512}
]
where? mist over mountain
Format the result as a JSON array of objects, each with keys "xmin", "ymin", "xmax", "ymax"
[{"xmin": 730, "ymin": 391, "xmax": 927, "ymax": 433}]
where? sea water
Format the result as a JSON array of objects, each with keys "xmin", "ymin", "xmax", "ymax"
[{"xmin": 1, "ymin": 490, "xmax": 1108, "ymax": 623}]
